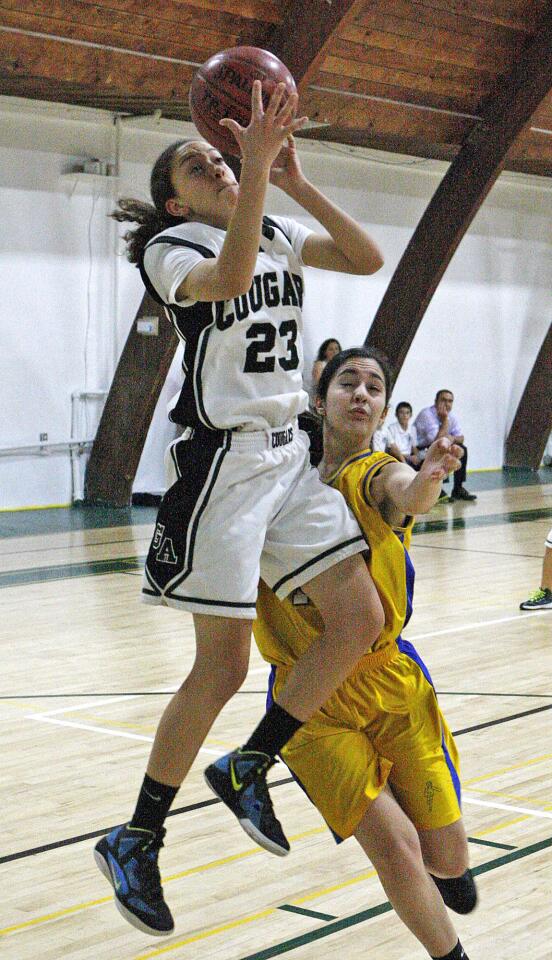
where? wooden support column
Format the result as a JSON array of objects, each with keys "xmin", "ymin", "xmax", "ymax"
[
  {"xmin": 366, "ymin": 9, "xmax": 552, "ymax": 384},
  {"xmin": 264, "ymin": 0, "xmax": 362, "ymax": 88},
  {"xmin": 505, "ymin": 324, "xmax": 552, "ymax": 469},
  {"xmin": 85, "ymin": 294, "xmax": 178, "ymax": 506}
]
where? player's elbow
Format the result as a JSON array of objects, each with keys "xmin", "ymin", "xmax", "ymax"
[
  {"xmin": 362, "ymin": 251, "xmax": 384, "ymax": 275},
  {"xmin": 213, "ymin": 269, "xmax": 254, "ymax": 301}
]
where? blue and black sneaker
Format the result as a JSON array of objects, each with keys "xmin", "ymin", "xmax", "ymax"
[
  {"xmin": 204, "ymin": 749, "xmax": 289, "ymax": 856},
  {"xmin": 94, "ymin": 824, "xmax": 174, "ymax": 936}
]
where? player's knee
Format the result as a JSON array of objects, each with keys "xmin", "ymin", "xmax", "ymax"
[
  {"xmin": 191, "ymin": 655, "xmax": 249, "ymax": 704},
  {"xmin": 379, "ymin": 829, "xmax": 424, "ymax": 876},
  {"xmin": 430, "ymin": 869, "xmax": 478, "ymax": 915},
  {"xmin": 216, "ymin": 659, "xmax": 249, "ymax": 699},
  {"xmin": 424, "ymin": 838, "xmax": 469, "ymax": 879}
]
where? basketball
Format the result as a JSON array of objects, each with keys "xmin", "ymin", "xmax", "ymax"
[{"xmin": 189, "ymin": 46, "xmax": 297, "ymax": 157}]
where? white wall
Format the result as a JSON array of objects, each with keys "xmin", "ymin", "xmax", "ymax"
[{"xmin": 1, "ymin": 97, "xmax": 550, "ymax": 507}]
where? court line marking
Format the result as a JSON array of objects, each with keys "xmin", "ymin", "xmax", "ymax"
[
  {"xmin": 3, "ymin": 688, "xmax": 552, "ymax": 700},
  {"xmin": 412, "ymin": 543, "xmax": 545, "ymax": 559},
  {"xmin": 26, "ymin": 698, "xmax": 551, "ymax": 764},
  {"xmin": 28, "ymin": 695, "xmax": 139, "ymax": 716},
  {"xmin": 466, "ymin": 836, "xmax": 515, "ymax": 850},
  {"xmin": 129, "ymin": 835, "xmax": 552, "ymax": 960},
  {"xmin": 0, "ymin": 776, "xmax": 290, "ymax": 867},
  {"xmin": 468, "ymin": 785, "xmax": 552, "ymax": 807},
  {"xmin": 408, "ymin": 609, "xmax": 548, "ymax": 641},
  {"xmin": 463, "ymin": 796, "xmax": 552, "ymax": 819},
  {"xmin": 24, "ymin": 714, "xmax": 225, "ymax": 754},
  {"xmin": 2, "ymin": 791, "xmax": 551, "ymax": 939},
  {"xmin": 464, "ymin": 753, "xmax": 552, "ymax": 785},
  {"xmin": 25, "ymin": 714, "xmax": 155, "ymax": 743},
  {"xmin": 278, "ymin": 905, "xmax": 337, "ymax": 921},
  {"xmin": 10, "ymin": 705, "xmax": 552, "ymax": 866},
  {"xmin": 23, "ymin": 689, "xmax": 243, "ymax": 753},
  {"xmin": 2, "ymin": 501, "xmax": 551, "ymax": 586},
  {"xmin": 0, "ymin": 825, "xmax": 328, "ymax": 936},
  {"xmin": 454, "ymin": 702, "xmax": 552, "ymax": 736}
]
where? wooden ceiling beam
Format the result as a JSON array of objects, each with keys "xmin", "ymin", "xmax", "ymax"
[
  {"xmin": 505, "ymin": 324, "xmax": 552, "ymax": 469},
  {"xmin": 311, "ymin": 71, "xmax": 477, "ymax": 115},
  {"xmin": 0, "ymin": 31, "xmax": 196, "ymax": 101},
  {"xmin": 365, "ymin": 5, "xmax": 552, "ymax": 375},
  {"xmin": 298, "ymin": 125, "xmax": 459, "ymax": 160},
  {"xmin": 367, "ymin": 0, "xmax": 545, "ymax": 35},
  {"xmin": 87, "ymin": 0, "xmax": 282, "ymax": 23},
  {"xmin": 342, "ymin": 15, "xmax": 525, "ymax": 73},
  {"xmin": 0, "ymin": 3, "xmax": 261, "ymax": 54},
  {"xmin": 317, "ymin": 55, "xmax": 483, "ymax": 100},
  {"xmin": 261, "ymin": 0, "xmax": 364, "ymax": 88},
  {"xmin": 85, "ymin": 295, "xmax": 178, "ymax": 507},
  {"xmin": 300, "ymin": 87, "xmax": 472, "ymax": 141},
  {"xmin": 358, "ymin": 0, "xmax": 538, "ymax": 42}
]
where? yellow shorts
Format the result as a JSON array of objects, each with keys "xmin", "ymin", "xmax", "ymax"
[{"xmin": 271, "ymin": 638, "xmax": 462, "ymax": 840}]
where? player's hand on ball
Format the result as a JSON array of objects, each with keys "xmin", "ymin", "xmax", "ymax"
[
  {"xmin": 422, "ymin": 438, "xmax": 462, "ymax": 481},
  {"xmin": 270, "ymin": 135, "xmax": 305, "ymax": 190},
  {"xmin": 220, "ymin": 81, "xmax": 307, "ymax": 169}
]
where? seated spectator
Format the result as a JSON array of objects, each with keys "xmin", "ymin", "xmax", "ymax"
[
  {"xmin": 543, "ymin": 430, "xmax": 552, "ymax": 467},
  {"xmin": 520, "ymin": 527, "xmax": 552, "ymax": 610},
  {"xmin": 371, "ymin": 414, "xmax": 388, "ymax": 453},
  {"xmin": 311, "ymin": 338, "xmax": 342, "ymax": 387},
  {"xmin": 386, "ymin": 402, "xmax": 420, "ymax": 467},
  {"xmin": 413, "ymin": 390, "xmax": 476, "ymax": 502}
]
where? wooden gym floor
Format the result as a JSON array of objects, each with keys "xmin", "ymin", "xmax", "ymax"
[{"xmin": 1, "ymin": 469, "xmax": 551, "ymax": 960}]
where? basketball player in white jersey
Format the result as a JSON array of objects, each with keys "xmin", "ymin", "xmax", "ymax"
[{"xmin": 94, "ymin": 81, "xmax": 384, "ymax": 936}]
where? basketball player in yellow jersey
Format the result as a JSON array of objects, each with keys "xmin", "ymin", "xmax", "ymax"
[{"xmin": 254, "ymin": 347, "xmax": 476, "ymax": 960}]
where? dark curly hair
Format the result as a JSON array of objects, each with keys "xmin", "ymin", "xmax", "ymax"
[{"xmin": 110, "ymin": 140, "xmax": 189, "ymax": 264}]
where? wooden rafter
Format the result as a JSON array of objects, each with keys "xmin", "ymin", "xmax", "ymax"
[
  {"xmin": 262, "ymin": 0, "xmax": 363, "ymax": 87},
  {"xmin": 84, "ymin": 295, "xmax": 178, "ymax": 506},
  {"xmin": 505, "ymin": 324, "xmax": 552, "ymax": 470},
  {"xmin": 366, "ymin": 6, "xmax": 552, "ymax": 378}
]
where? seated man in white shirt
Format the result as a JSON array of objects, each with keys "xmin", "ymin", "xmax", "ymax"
[
  {"xmin": 386, "ymin": 402, "xmax": 420, "ymax": 468},
  {"xmin": 413, "ymin": 389, "xmax": 476, "ymax": 502},
  {"xmin": 371, "ymin": 414, "xmax": 388, "ymax": 453}
]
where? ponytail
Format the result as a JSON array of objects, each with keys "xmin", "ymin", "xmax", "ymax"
[{"xmin": 110, "ymin": 140, "xmax": 190, "ymax": 264}]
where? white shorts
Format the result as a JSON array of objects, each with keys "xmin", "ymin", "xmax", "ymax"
[
  {"xmin": 546, "ymin": 527, "xmax": 552, "ymax": 549},
  {"xmin": 142, "ymin": 421, "xmax": 366, "ymax": 618}
]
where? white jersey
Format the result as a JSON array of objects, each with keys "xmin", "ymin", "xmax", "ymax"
[
  {"xmin": 141, "ymin": 216, "xmax": 313, "ymax": 431},
  {"xmin": 372, "ymin": 427, "xmax": 388, "ymax": 453},
  {"xmin": 386, "ymin": 420, "xmax": 417, "ymax": 456}
]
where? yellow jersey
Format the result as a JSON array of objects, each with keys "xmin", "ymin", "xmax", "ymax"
[{"xmin": 254, "ymin": 450, "xmax": 415, "ymax": 667}]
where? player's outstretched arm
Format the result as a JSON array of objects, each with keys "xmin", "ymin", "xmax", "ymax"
[
  {"xmin": 372, "ymin": 438, "xmax": 463, "ymax": 518},
  {"xmin": 270, "ymin": 136, "xmax": 383, "ymax": 276}
]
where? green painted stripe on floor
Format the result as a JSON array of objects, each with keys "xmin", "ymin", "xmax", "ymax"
[
  {"xmin": 278, "ymin": 905, "xmax": 337, "ymax": 921},
  {"xmin": 0, "ymin": 556, "xmax": 144, "ymax": 588},
  {"xmin": 467, "ymin": 836, "xmax": 516, "ymax": 850},
  {"xmin": 1, "ymin": 464, "xmax": 550, "ymax": 539},
  {"xmin": 1, "ymin": 505, "xmax": 551, "ymax": 588},
  {"xmin": 237, "ymin": 835, "xmax": 552, "ymax": 960},
  {"xmin": 413, "ymin": 505, "xmax": 552, "ymax": 534},
  {"xmin": 0, "ymin": 504, "xmax": 158, "ymax": 539}
]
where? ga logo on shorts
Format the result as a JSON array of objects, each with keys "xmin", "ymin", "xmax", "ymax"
[{"xmin": 152, "ymin": 522, "xmax": 178, "ymax": 565}]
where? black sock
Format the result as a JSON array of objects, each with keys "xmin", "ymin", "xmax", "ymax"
[
  {"xmin": 242, "ymin": 702, "xmax": 303, "ymax": 758},
  {"xmin": 430, "ymin": 869, "xmax": 477, "ymax": 914},
  {"xmin": 129, "ymin": 774, "xmax": 179, "ymax": 834},
  {"xmin": 431, "ymin": 940, "xmax": 469, "ymax": 960}
]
